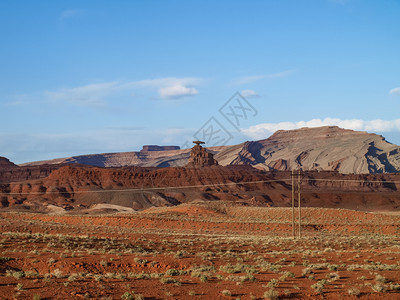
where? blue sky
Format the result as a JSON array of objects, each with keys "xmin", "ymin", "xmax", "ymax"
[{"xmin": 1, "ymin": 0, "xmax": 400, "ymax": 163}]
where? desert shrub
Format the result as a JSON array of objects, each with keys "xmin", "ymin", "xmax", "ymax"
[
  {"xmin": 199, "ymin": 274, "xmax": 208, "ymax": 282},
  {"xmin": 134, "ymin": 258, "xmax": 148, "ymax": 265},
  {"xmin": 267, "ymin": 278, "xmax": 279, "ymax": 288},
  {"xmin": 47, "ymin": 257, "xmax": 56, "ymax": 265},
  {"xmin": 121, "ymin": 292, "xmax": 134, "ymax": 300},
  {"xmin": 0, "ymin": 257, "xmax": 12, "ymax": 262},
  {"xmin": 301, "ymin": 267, "xmax": 312, "ymax": 277},
  {"xmin": 94, "ymin": 274, "xmax": 103, "ymax": 282},
  {"xmin": 174, "ymin": 250, "xmax": 185, "ymax": 258},
  {"xmin": 348, "ymin": 287, "xmax": 361, "ymax": 296},
  {"xmin": 12, "ymin": 271, "xmax": 25, "ymax": 279},
  {"xmin": 52, "ymin": 268, "xmax": 63, "ymax": 278},
  {"xmin": 375, "ymin": 274, "xmax": 387, "ymax": 283},
  {"xmin": 100, "ymin": 260, "xmax": 108, "ymax": 267},
  {"xmin": 372, "ymin": 283, "xmax": 387, "ymax": 293},
  {"xmin": 219, "ymin": 263, "xmax": 254, "ymax": 274},
  {"xmin": 326, "ymin": 272, "xmax": 340, "ymax": 281},
  {"xmin": 263, "ymin": 289, "xmax": 279, "ymax": 300},
  {"xmin": 328, "ymin": 264, "xmax": 339, "ymax": 271},
  {"xmin": 165, "ymin": 268, "xmax": 183, "ymax": 276},
  {"xmin": 357, "ymin": 276, "xmax": 366, "ymax": 280},
  {"xmin": 160, "ymin": 277, "xmax": 178, "ymax": 284},
  {"xmin": 190, "ymin": 265, "xmax": 216, "ymax": 279},
  {"xmin": 131, "ymin": 272, "xmax": 151, "ymax": 279},
  {"xmin": 279, "ymin": 271, "xmax": 295, "ymax": 281},
  {"xmin": 311, "ymin": 280, "xmax": 326, "ymax": 294},
  {"xmin": 390, "ymin": 283, "xmax": 400, "ymax": 290}
]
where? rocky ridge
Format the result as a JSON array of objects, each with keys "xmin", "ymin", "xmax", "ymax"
[
  {"xmin": 16, "ymin": 126, "xmax": 400, "ymax": 174},
  {"xmin": 215, "ymin": 126, "xmax": 400, "ymax": 174}
]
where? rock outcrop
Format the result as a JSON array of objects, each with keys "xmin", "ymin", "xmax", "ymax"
[
  {"xmin": 215, "ymin": 126, "xmax": 400, "ymax": 174},
  {"xmin": 0, "ymin": 157, "xmax": 17, "ymax": 168},
  {"xmin": 187, "ymin": 141, "xmax": 218, "ymax": 167}
]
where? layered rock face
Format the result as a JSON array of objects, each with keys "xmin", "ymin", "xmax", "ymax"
[
  {"xmin": 215, "ymin": 126, "xmax": 400, "ymax": 174},
  {"xmin": 187, "ymin": 143, "xmax": 218, "ymax": 167}
]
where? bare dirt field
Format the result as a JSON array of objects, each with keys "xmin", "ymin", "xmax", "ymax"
[{"xmin": 1, "ymin": 201, "xmax": 400, "ymax": 299}]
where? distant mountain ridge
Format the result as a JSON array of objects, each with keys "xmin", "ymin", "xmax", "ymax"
[
  {"xmin": 19, "ymin": 126, "xmax": 400, "ymax": 174},
  {"xmin": 215, "ymin": 126, "xmax": 400, "ymax": 174}
]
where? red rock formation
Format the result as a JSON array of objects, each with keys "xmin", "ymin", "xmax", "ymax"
[
  {"xmin": 187, "ymin": 141, "xmax": 218, "ymax": 167},
  {"xmin": 0, "ymin": 156, "xmax": 62, "ymax": 184},
  {"xmin": 0, "ymin": 157, "xmax": 16, "ymax": 168}
]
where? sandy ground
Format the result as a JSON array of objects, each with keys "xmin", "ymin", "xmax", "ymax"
[{"xmin": 1, "ymin": 202, "xmax": 400, "ymax": 299}]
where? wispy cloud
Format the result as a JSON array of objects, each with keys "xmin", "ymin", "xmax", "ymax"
[
  {"xmin": 389, "ymin": 87, "xmax": 400, "ymax": 95},
  {"xmin": 233, "ymin": 75, "xmax": 266, "ymax": 85},
  {"xmin": 328, "ymin": 0, "xmax": 348, "ymax": 4},
  {"xmin": 241, "ymin": 89, "xmax": 260, "ymax": 99},
  {"xmin": 267, "ymin": 69, "xmax": 297, "ymax": 79},
  {"xmin": 232, "ymin": 69, "xmax": 297, "ymax": 85},
  {"xmin": 242, "ymin": 118, "xmax": 400, "ymax": 140},
  {"xmin": 46, "ymin": 81, "xmax": 119, "ymax": 107},
  {"xmin": 59, "ymin": 9, "xmax": 84, "ymax": 21},
  {"xmin": 43, "ymin": 77, "xmax": 203, "ymax": 107}
]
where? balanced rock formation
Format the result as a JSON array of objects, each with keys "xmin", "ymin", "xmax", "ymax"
[{"xmin": 187, "ymin": 141, "xmax": 218, "ymax": 167}]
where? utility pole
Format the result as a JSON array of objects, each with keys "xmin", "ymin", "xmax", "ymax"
[
  {"xmin": 298, "ymin": 169, "xmax": 302, "ymax": 239},
  {"xmin": 291, "ymin": 169, "xmax": 295, "ymax": 239}
]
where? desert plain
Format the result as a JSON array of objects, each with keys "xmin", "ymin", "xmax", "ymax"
[{"xmin": 1, "ymin": 201, "xmax": 400, "ymax": 299}]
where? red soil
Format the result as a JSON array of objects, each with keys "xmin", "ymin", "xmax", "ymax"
[{"xmin": 1, "ymin": 203, "xmax": 400, "ymax": 299}]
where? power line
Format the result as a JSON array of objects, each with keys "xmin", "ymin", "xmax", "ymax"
[
  {"xmin": 0, "ymin": 179, "xmax": 289, "ymax": 196},
  {"xmin": 0, "ymin": 176, "xmax": 399, "ymax": 196}
]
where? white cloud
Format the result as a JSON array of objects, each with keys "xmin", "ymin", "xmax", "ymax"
[
  {"xmin": 128, "ymin": 77, "xmax": 202, "ymax": 99},
  {"xmin": 232, "ymin": 69, "xmax": 297, "ymax": 85},
  {"xmin": 389, "ymin": 87, "xmax": 400, "ymax": 95},
  {"xmin": 60, "ymin": 9, "xmax": 84, "ymax": 21},
  {"xmin": 159, "ymin": 84, "xmax": 198, "ymax": 99},
  {"xmin": 242, "ymin": 118, "xmax": 400, "ymax": 140},
  {"xmin": 267, "ymin": 69, "xmax": 297, "ymax": 79},
  {"xmin": 44, "ymin": 77, "xmax": 203, "ymax": 106},
  {"xmin": 241, "ymin": 90, "xmax": 260, "ymax": 98}
]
